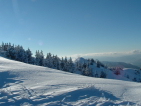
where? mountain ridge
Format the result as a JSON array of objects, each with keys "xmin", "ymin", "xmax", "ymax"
[{"xmin": 102, "ymin": 61, "xmax": 140, "ymax": 69}]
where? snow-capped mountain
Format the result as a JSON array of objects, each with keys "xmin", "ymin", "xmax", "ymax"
[
  {"xmin": 74, "ymin": 57, "xmax": 88, "ymax": 64},
  {"xmin": 0, "ymin": 56, "xmax": 141, "ymax": 105}
]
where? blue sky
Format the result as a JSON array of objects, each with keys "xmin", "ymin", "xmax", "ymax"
[{"xmin": 0, "ymin": 0, "xmax": 141, "ymax": 57}]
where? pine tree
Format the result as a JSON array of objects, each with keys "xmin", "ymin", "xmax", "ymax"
[
  {"xmin": 14, "ymin": 45, "xmax": 27, "ymax": 62},
  {"xmin": 54, "ymin": 55, "xmax": 60, "ymax": 70},
  {"xmin": 45, "ymin": 53, "xmax": 53, "ymax": 68},
  {"xmin": 96, "ymin": 60, "xmax": 101, "ymax": 68},
  {"xmin": 68, "ymin": 57, "xmax": 74, "ymax": 73},
  {"xmin": 35, "ymin": 50, "xmax": 40, "ymax": 65},
  {"xmin": 60, "ymin": 57, "xmax": 65, "ymax": 70},
  {"xmin": 35, "ymin": 50, "xmax": 44, "ymax": 66},
  {"xmin": 6, "ymin": 46, "xmax": 16, "ymax": 59},
  {"xmin": 39, "ymin": 50, "xmax": 44, "ymax": 66},
  {"xmin": 133, "ymin": 78, "xmax": 137, "ymax": 82},
  {"xmin": 63, "ymin": 57, "xmax": 68, "ymax": 71},
  {"xmin": 90, "ymin": 59, "xmax": 95, "ymax": 65},
  {"xmin": 26, "ymin": 48, "xmax": 33, "ymax": 64},
  {"xmin": 95, "ymin": 71, "xmax": 99, "ymax": 77},
  {"xmin": 1, "ymin": 42, "xmax": 4, "ymax": 50},
  {"xmin": 100, "ymin": 71, "xmax": 107, "ymax": 78}
]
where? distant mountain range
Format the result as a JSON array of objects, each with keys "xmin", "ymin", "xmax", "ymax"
[
  {"xmin": 78, "ymin": 50, "xmax": 141, "ymax": 68},
  {"xmin": 132, "ymin": 59, "xmax": 141, "ymax": 68},
  {"xmin": 102, "ymin": 61, "xmax": 140, "ymax": 69}
]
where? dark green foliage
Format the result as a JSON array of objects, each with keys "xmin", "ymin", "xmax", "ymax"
[
  {"xmin": 100, "ymin": 71, "xmax": 107, "ymax": 78},
  {"xmin": 127, "ymin": 75, "xmax": 129, "ymax": 79},
  {"xmin": 0, "ymin": 42, "xmax": 110, "ymax": 80},
  {"xmin": 133, "ymin": 78, "xmax": 137, "ymax": 82},
  {"xmin": 97, "ymin": 61, "xmax": 101, "ymax": 68}
]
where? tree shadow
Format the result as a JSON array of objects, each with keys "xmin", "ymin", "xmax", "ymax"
[
  {"xmin": 42, "ymin": 87, "xmax": 137, "ymax": 106},
  {"xmin": 0, "ymin": 72, "xmax": 138, "ymax": 106},
  {"xmin": 0, "ymin": 71, "xmax": 21, "ymax": 88},
  {"xmin": 0, "ymin": 86, "xmax": 137, "ymax": 106}
]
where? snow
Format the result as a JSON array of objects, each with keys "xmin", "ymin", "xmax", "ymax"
[
  {"xmin": 74, "ymin": 57, "xmax": 88, "ymax": 64},
  {"xmin": 74, "ymin": 57, "xmax": 141, "ymax": 82},
  {"xmin": 0, "ymin": 57, "xmax": 141, "ymax": 106}
]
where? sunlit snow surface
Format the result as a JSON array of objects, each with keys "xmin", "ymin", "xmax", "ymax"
[{"xmin": 0, "ymin": 57, "xmax": 141, "ymax": 106}]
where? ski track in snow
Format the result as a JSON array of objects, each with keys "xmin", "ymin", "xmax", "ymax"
[{"xmin": 0, "ymin": 57, "xmax": 141, "ymax": 106}]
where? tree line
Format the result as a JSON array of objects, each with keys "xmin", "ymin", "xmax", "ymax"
[{"xmin": 0, "ymin": 42, "xmax": 108, "ymax": 78}]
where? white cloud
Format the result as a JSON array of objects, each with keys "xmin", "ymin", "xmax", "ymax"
[
  {"xmin": 68, "ymin": 50, "xmax": 141, "ymax": 60},
  {"xmin": 131, "ymin": 50, "xmax": 141, "ymax": 54}
]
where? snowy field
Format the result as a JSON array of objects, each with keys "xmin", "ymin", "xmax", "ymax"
[{"xmin": 0, "ymin": 57, "xmax": 141, "ymax": 106}]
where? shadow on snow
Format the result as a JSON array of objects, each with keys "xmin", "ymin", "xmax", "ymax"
[
  {"xmin": 0, "ymin": 71, "xmax": 19, "ymax": 88},
  {"xmin": 0, "ymin": 85, "xmax": 137, "ymax": 106}
]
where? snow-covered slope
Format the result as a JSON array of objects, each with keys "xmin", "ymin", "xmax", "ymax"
[
  {"xmin": 0, "ymin": 57, "xmax": 141, "ymax": 106},
  {"xmin": 74, "ymin": 57, "xmax": 141, "ymax": 82}
]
